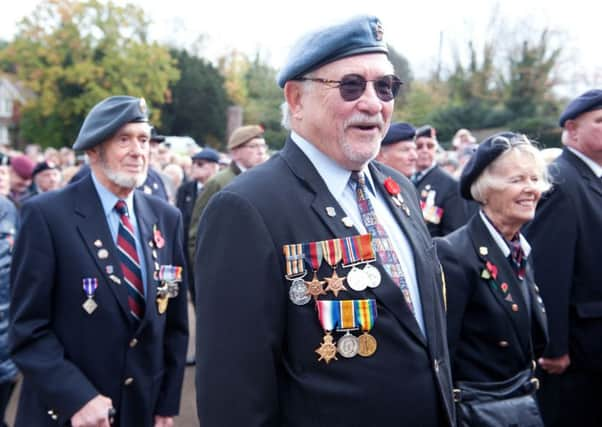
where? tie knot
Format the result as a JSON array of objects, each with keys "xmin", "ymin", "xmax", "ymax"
[
  {"xmin": 115, "ymin": 200, "xmax": 128, "ymax": 216},
  {"xmin": 350, "ymin": 171, "xmax": 366, "ymax": 187}
]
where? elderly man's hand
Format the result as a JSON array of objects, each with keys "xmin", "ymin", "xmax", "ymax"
[
  {"xmin": 154, "ymin": 415, "xmax": 174, "ymax": 427},
  {"xmin": 538, "ymin": 354, "xmax": 571, "ymax": 374},
  {"xmin": 70, "ymin": 394, "xmax": 113, "ymax": 427}
]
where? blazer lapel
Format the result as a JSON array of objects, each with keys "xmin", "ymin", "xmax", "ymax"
[
  {"xmin": 469, "ymin": 216, "xmax": 532, "ymax": 358},
  {"xmin": 563, "ymin": 149, "xmax": 602, "ymax": 198},
  {"xmin": 74, "ymin": 176, "xmax": 132, "ymax": 322},
  {"xmin": 133, "ymin": 192, "xmax": 159, "ymax": 329},
  {"xmin": 280, "ymin": 141, "xmax": 426, "ymax": 346}
]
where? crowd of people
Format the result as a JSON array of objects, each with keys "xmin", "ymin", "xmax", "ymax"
[{"xmin": 0, "ymin": 13, "xmax": 599, "ymax": 427}]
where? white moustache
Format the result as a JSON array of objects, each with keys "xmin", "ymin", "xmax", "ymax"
[{"xmin": 344, "ymin": 114, "xmax": 384, "ymax": 130}]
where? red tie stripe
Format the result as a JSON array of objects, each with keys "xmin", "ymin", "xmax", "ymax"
[{"xmin": 115, "ymin": 200, "xmax": 145, "ymax": 320}]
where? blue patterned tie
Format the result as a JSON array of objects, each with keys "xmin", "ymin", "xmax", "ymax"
[
  {"xmin": 350, "ymin": 172, "xmax": 415, "ymax": 313},
  {"xmin": 115, "ymin": 200, "xmax": 145, "ymax": 320}
]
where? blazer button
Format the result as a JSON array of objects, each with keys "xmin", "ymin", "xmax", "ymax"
[
  {"xmin": 498, "ymin": 340, "xmax": 509, "ymax": 348},
  {"xmin": 124, "ymin": 377, "xmax": 134, "ymax": 386},
  {"xmin": 129, "ymin": 338, "xmax": 138, "ymax": 348}
]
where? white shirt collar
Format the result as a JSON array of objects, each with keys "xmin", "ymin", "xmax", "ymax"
[
  {"xmin": 567, "ymin": 147, "xmax": 602, "ymax": 178},
  {"xmin": 479, "ymin": 210, "xmax": 531, "ymax": 258}
]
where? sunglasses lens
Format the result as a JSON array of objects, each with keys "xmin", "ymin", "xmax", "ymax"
[{"xmin": 338, "ymin": 75, "xmax": 366, "ymax": 101}]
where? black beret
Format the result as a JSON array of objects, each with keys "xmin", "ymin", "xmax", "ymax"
[
  {"xmin": 32, "ymin": 161, "xmax": 59, "ymax": 177},
  {"xmin": 415, "ymin": 125, "xmax": 436, "ymax": 139},
  {"xmin": 73, "ymin": 96, "xmax": 149, "ymax": 151},
  {"xmin": 559, "ymin": 89, "xmax": 602, "ymax": 127},
  {"xmin": 460, "ymin": 131, "xmax": 520, "ymax": 200},
  {"xmin": 191, "ymin": 147, "xmax": 220, "ymax": 163},
  {"xmin": 150, "ymin": 127, "xmax": 165, "ymax": 143},
  {"xmin": 382, "ymin": 122, "xmax": 415, "ymax": 146},
  {"xmin": 276, "ymin": 15, "xmax": 388, "ymax": 88}
]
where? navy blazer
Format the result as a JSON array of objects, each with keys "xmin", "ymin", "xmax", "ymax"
[
  {"xmin": 9, "ymin": 175, "xmax": 188, "ymax": 426},
  {"xmin": 195, "ymin": 139, "xmax": 454, "ymax": 427},
  {"xmin": 524, "ymin": 148, "xmax": 602, "ymax": 370},
  {"xmin": 436, "ymin": 214, "xmax": 548, "ymax": 383},
  {"xmin": 415, "ymin": 166, "xmax": 468, "ymax": 237}
]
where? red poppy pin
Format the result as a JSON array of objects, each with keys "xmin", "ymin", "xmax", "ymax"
[
  {"xmin": 384, "ymin": 177, "xmax": 410, "ymax": 216},
  {"xmin": 481, "ymin": 261, "xmax": 499, "ymax": 280},
  {"xmin": 153, "ymin": 225, "xmax": 165, "ymax": 248},
  {"xmin": 384, "ymin": 177, "xmax": 400, "ymax": 196},
  {"xmin": 501, "ymin": 282, "xmax": 509, "ymax": 293}
]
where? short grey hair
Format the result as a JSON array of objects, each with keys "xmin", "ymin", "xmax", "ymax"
[{"xmin": 470, "ymin": 136, "xmax": 552, "ymax": 203}]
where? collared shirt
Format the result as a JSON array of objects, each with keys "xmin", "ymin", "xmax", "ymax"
[
  {"xmin": 479, "ymin": 210, "xmax": 532, "ymax": 259},
  {"xmin": 291, "ymin": 131, "xmax": 425, "ymax": 335},
  {"xmin": 91, "ymin": 172, "xmax": 148, "ymax": 293},
  {"xmin": 567, "ymin": 147, "xmax": 602, "ymax": 178},
  {"xmin": 413, "ymin": 162, "xmax": 436, "ymax": 184}
]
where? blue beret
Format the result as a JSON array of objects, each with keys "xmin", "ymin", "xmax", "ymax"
[
  {"xmin": 73, "ymin": 96, "xmax": 149, "ymax": 150},
  {"xmin": 382, "ymin": 122, "xmax": 415, "ymax": 146},
  {"xmin": 191, "ymin": 147, "xmax": 220, "ymax": 163},
  {"xmin": 415, "ymin": 125, "xmax": 436, "ymax": 139},
  {"xmin": 460, "ymin": 131, "xmax": 520, "ymax": 200},
  {"xmin": 150, "ymin": 127, "xmax": 165, "ymax": 143},
  {"xmin": 276, "ymin": 15, "xmax": 388, "ymax": 88},
  {"xmin": 559, "ymin": 89, "xmax": 602, "ymax": 127}
]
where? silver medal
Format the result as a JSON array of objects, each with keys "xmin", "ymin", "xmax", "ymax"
[
  {"xmin": 82, "ymin": 298, "xmax": 98, "ymax": 314},
  {"xmin": 337, "ymin": 331, "xmax": 359, "ymax": 358},
  {"xmin": 289, "ymin": 278, "xmax": 311, "ymax": 305},
  {"xmin": 363, "ymin": 264, "xmax": 382, "ymax": 288},
  {"xmin": 346, "ymin": 266, "xmax": 369, "ymax": 291}
]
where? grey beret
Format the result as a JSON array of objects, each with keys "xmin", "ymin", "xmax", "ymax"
[
  {"xmin": 191, "ymin": 147, "xmax": 220, "ymax": 163},
  {"xmin": 276, "ymin": 15, "xmax": 388, "ymax": 88},
  {"xmin": 558, "ymin": 89, "xmax": 602, "ymax": 127},
  {"xmin": 382, "ymin": 122, "xmax": 416, "ymax": 146},
  {"xmin": 73, "ymin": 96, "xmax": 149, "ymax": 151}
]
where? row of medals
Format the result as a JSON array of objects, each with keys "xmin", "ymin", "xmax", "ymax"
[{"xmin": 316, "ymin": 329, "xmax": 378, "ymax": 363}]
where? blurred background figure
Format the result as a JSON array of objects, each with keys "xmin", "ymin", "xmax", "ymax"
[
  {"xmin": 29, "ymin": 161, "xmax": 62, "ymax": 197},
  {"xmin": 376, "ymin": 122, "xmax": 417, "ymax": 178},
  {"xmin": 8, "ymin": 155, "xmax": 34, "ymax": 207},
  {"xmin": 59, "ymin": 147, "xmax": 76, "ymax": 168},
  {"xmin": 0, "ymin": 156, "xmax": 10, "ymax": 197},
  {"xmin": 540, "ymin": 147, "xmax": 562, "ymax": 166}
]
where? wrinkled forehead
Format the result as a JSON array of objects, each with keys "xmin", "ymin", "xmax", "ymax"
[{"xmin": 311, "ymin": 53, "xmax": 394, "ymax": 77}]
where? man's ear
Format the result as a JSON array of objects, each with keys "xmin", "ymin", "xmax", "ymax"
[{"xmin": 284, "ymin": 81, "xmax": 304, "ymax": 120}]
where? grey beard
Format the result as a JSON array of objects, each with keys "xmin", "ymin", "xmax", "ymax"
[{"xmin": 103, "ymin": 165, "xmax": 147, "ymax": 189}]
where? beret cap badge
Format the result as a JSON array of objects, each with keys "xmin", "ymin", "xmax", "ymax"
[
  {"xmin": 139, "ymin": 97, "xmax": 147, "ymax": 114},
  {"xmin": 374, "ymin": 21, "xmax": 384, "ymax": 41}
]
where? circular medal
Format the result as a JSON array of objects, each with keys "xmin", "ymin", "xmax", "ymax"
[
  {"xmin": 363, "ymin": 264, "xmax": 382, "ymax": 288},
  {"xmin": 347, "ymin": 266, "xmax": 369, "ymax": 291},
  {"xmin": 358, "ymin": 332, "xmax": 378, "ymax": 357},
  {"xmin": 337, "ymin": 332, "xmax": 359, "ymax": 358},
  {"xmin": 289, "ymin": 278, "xmax": 311, "ymax": 305}
]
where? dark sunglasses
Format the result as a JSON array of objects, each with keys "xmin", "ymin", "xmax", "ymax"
[{"xmin": 297, "ymin": 73, "xmax": 402, "ymax": 102}]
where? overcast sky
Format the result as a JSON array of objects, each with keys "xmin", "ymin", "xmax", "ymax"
[{"xmin": 1, "ymin": 0, "xmax": 600, "ymax": 95}]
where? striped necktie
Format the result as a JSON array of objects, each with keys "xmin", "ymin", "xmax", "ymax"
[
  {"xmin": 115, "ymin": 200, "xmax": 145, "ymax": 320},
  {"xmin": 350, "ymin": 172, "xmax": 415, "ymax": 313}
]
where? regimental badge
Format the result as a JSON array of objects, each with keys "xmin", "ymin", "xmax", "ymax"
[
  {"xmin": 325, "ymin": 206, "xmax": 336, "ymax": 217},
  {"xmin": 94, "ymin": 239, "xmax": 103, "ymax": 248},
  {"xmin": 341, "ymin": 217, "xmax": 354, "ymax": 228},
  {"xmin": 153, "ymin": 225, "xmax": 165, "ymax": 249},
  {"xmin": 97, "ymin": 249, "xmax": 109, "ymax": 259},
  {"xmin": 139, "ymin": 97, "xmax": 147, "ymax": 114},
  {"xmin": 479, "ymin": 246, "xmax": 489, "ymax": 256},
  {"xmin": 374, "ymin": 20, "xmax": 384, "ymax": 41}
]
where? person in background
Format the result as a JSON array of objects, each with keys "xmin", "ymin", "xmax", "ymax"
[
  {"xmin": 59, "ymin": 147, "xmax": 77, "ymax": 168},
  {"xmin": 524, "ymin": 89, "xmax": 602, "ymax": 426},
  {"xmin": 162, "ymin": 163, "xmax": 185, "ymax": 205},
  {"xmin": 9, "ymin": 96, "xmax": 188, "ymax": 427},
  {"xmin": 0, "ymin": 153, "xmax": 18, "ymax": 427},
  {"xmin": 30, "ymin": 161, "xmax": 62, "ymax": 195},
  {"xmin": 194, "ymin": 15, "xmax": 453, "ymax": 426},
  {"xmin": 8, "ymin": 155, "xmax": 34, "ymax": 207},
  {"xmin": 412, "ymin": 125, "xmax": 468, "ymax": 236},
  {"xmin": 187, "ymin": 125, "xmax": 266, "ymax": 263},
  {"xmin": 375, "ymin": 121, "xmax": 417, "ymax": 178},
  {"xmin": 436, "ymin": 132, "xmax": 549, "ymax": 426}
]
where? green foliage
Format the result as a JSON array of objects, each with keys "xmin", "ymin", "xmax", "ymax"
[
  {"xmin": 1, "ymin": 0, "xmax": 179, "ymax": 148},
  {"xmin": 159, "ymin": 48, "xmax": 230, "ymax": 149}
]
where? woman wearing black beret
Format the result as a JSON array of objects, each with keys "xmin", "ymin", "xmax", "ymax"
[{"xmin": 435, "ymin": 132, "xmax": 550, "ymax": 426}]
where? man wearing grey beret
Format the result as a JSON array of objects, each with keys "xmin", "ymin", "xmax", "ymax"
[
  {"xmin": 9, "ymin": 96, "xmax": 189, "ymax": 427},
  {"xmin": 195, "ymin": 15, "xmax": 454, "ymax": 426}
]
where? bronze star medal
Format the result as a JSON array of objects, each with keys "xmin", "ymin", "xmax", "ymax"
[
  {"xmin": 315, "ymin": 332, "xmax": 338, "ymax": 364},
  {"xmin": 305, "ymin": 272, "xmax": 326, "ymax": 300},
  {"xmin": 324, "ymin": 271, "xmax": 347, "ymax": 297}
]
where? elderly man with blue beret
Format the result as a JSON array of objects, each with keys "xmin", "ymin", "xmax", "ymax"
[
  {"xmin": 375, "ymin": 121, "xmax": 418, "ymax": 178},
  {"xmin": 9, "ymin": 96, "xmax": 189, "ymax": 427},
  {"xmin": 525, "ymin": 89, "xmax": 602, "ymax": 426},
  {"xmin": 195, "ymin": 15, "xmax": 454, "ymax": 426}
]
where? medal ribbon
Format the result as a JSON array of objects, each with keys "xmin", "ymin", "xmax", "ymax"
[
  {"xmin": 159, "ymin": 265, "xmax": 182, "ymax": 281},
  {"xmin": 341, "ymin": 235, "xmax": 362, "ymax": 267},
  {"xmin": 357, "ymin": 234, "xmax": 376, "ymax": 263},
  {"xmin": 355, "ymin": 299, "xmax": 378, "ymax": 332},
  {"xmin": 321, "ymin": 238, "xmax": 343, "ymax": 268},
  {"xmin": 304, "ymin": 241, "xmax": 324, "ymax": 271},
  {"xmin": 316, "ymin": 300, "xmax": 340, "ymax": 331},
  {"xmin": 338, "ymin": 300, "xmax": 357, "ymax": 330},
  {"xmin": 283, "ymin": 243, "xmax": 305, "ymax": 277},
  {"xmin": 82, "ymin": 278, "xmax": 98, "ymax": 297}
]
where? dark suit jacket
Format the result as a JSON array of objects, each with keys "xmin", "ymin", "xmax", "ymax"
[
  {"xmin": 9, "ymin": 175, "xmax": 188, "ymax": 426},
  {"xmin": 195, "ymin": 139, "xmax": 454, "ymax": 427},
  {"xmin": 436, "ymin": 214, "xmax": 548, "ymax": 383},
  {"xmin": 415, "ymin": 166, "xmax": 468, "ymax": 237},
  {"xmin": 524, "ymin": 148, "xmax": 602, "ymax": 371},
  {"xmin": 176, "ymin": 180, "xmax": 198, "ymax": 248}
]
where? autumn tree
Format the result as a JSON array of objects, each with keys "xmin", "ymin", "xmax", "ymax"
[{"xmin": 1, "ymin": 0, "xmax": 179, "ymax": 148}]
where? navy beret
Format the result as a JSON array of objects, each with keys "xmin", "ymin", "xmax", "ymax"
[
  {"xmin": 276, "ymin": 15, "xmax": 388, "ymax": 88},
  {"xmin": 191, "ymin": 147, "xmax": 220, "ymax": 163},
  {"xmin": 460, "ymin": 131, "xmax": 522, "ymax": 200},
  {"xmin": 559, "ymin": 89, "xmax": 602, "ymax": 127},
  {"xmin": 32, "ymin": 161, "xmax": 59, "ymax": 177},
  {"xmin": 73, "ymin": 96, "xmax": 149, "ymax": 151},
  {"xmin": 415, "ymin": 125, "xmax": 437, "ymax": 140},
  {"xmin": 150, "ymin": 127, "xmax": 165, "ymax": 143},
  {"xmin": 382, "ymin": 122, "xmax": 415, "ymax": 146}
]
